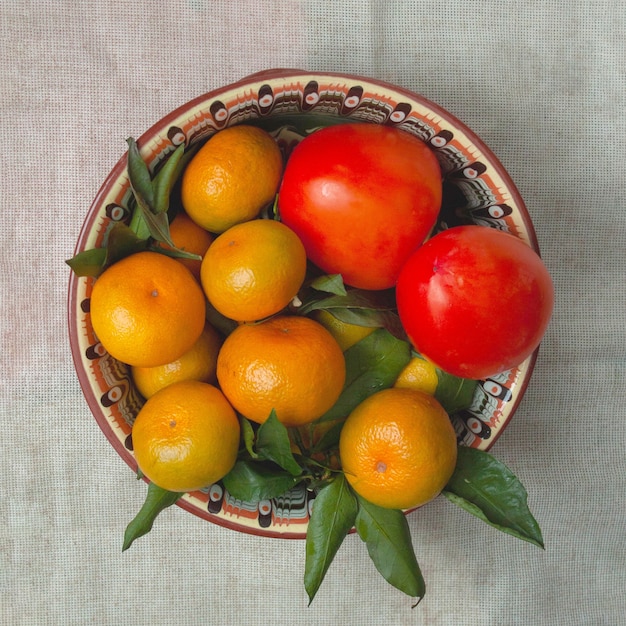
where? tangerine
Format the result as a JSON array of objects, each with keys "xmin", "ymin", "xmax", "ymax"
[
  {"xmin": 181, "ymin": 125, "xmax": 283, "ymax": 233},
  {"xmin": 131, "ymin": 381, "xmax": 240, "ymax": 493},
  {"xmin": 339, "ymin": 388, "xmax": 457, "ymax": 509},
  {"xmin": 200, "ymin": 219, "xmax": 307, "ymax": 322},
  {"xmin": 393, "ymin": 355, "xmax": 439, "ymax": 396},
  {"xmin": 90, "ymin": 251, "xmax": 206, "ymax": 367},
  {"xmin": 216, "ymin": 315, "xmax": 346, "ymax": 426},
  {"xmin": 131, "ymin": 323, "xmax": 223, "ymax": 399},
  {"xmin": 163, "ymin": 210, "xmax": 214, "ymax": 281}
]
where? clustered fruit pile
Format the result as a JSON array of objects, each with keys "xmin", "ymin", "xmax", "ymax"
[{"xmin": 69, "ymin": 121, "xmax": 553, "ymax": 604}]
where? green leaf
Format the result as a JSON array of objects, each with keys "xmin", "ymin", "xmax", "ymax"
[
  {"xmin": 222, "ymin": 460, "xmax": 301, "ymax": 502},
  {"xmin": 355, "ymin": 495, "xmax": 425, "ymax": 600},
  {"xmin": 304, "ymin": 475, "xmax": 358, "ymax": 604},
  {"xmin": 318, "ymin": 328, "xmax": 411, "ymax": 422},
  {"xmin": 271, "ymin": 193, "xmax": 280, "ymax": 219},
  {"xmin": 298, "ymin": 288, "xmax": 394, "ymax": 317},
  {"xmin": 255, "ymin": 410, "xmax": 303, "ymax": 476},
  {"xmin": 134, "ymin": 201, "xmax": 176, "ymax": 246},
  {"xmin": 69, "ymin": 137, "xmax": 192, "ymax": 279},
  {"xmin": 105, "ymin": 221, "xmax": 150, "ymax": 264},
  {"xmin": 65, "ymin": 247, "xmax": 107, "ymax": 277},
  {"xmin": 152, "ymin": 143, "xmax": 186, "ymax": 214},
  {"xmin": 309, "ymin": 419, "xmax": 346, "ymax": 454},
  {"xmin": 298, "ymin": 288, "xmax": 406, "ymax": 340},
  {"xmin": 122, "ymin": 482, "xmax": 181, "ymax": 551},
  {"xmin": 435, "ymin": 368, "xmax": 478, "ymax": 414},
  {"xmin": 310, "ymin": 274, "xmax": 347, "ymax": 296},
  {"xmin": 443, "ymin": 446, "xmax": 544, "ymax": 548},
  {"xmin": 125, "ymin": 137, "xmax": 178, "ymax": 246},
  {"xmin": 126, "ymin": 137, "xmax": 155, "ymax": 210},
  {"xmin": 240, "ymin": 415, "xmax": 258, "ymax": 459},
  {"xmin": 65, "ymin": 221, "xmax": 148, "ymax": 277},
  {"xmin": 329, "ymin": 306, "xmax": 406, "ymax": 341},
  {"xmin": 127, "ymin": 198, "xmax": 151, "ymax": 240},
  {"xmin": 150, "ymin": 244, "xmax": 203, "ymax": 262},
  {"xmin": 126, "ymin": 141, "xmax": 187, "ymax": 237}
]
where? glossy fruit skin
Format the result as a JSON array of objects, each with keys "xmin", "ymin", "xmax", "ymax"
[
  {"xmin": 278, "ymin": 123, "xmax": 442, "ymax": 290},
  {"xmin": 131, "ymin": 323, "xmax": 223, "ymax": 399},
  {"xmin": 200, "ymin": 219, "xmax": 307, "ymax": 322},
  {"xmin": 339, "ymin": 388, "xmax": 457, "ymax": 509},
  {"xmin": 396, "ymin": 225, "xmax": 554, "ymax": 379},
  {"xmin": 181, "ymin": 125, "xmax": 283, "ymax": 234},
  {"xmin": 131, "ymin": 381, "xmax": 240, "ymax": 493},
  {"xmin": 90, "ymin": 251, "xmax": 206, "ymax": 367},
  {"xmin": 216, "ymin": 315, "xmax": 346, "ymax": 426}
]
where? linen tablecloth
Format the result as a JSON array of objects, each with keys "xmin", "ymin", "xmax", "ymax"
[{"xmin": 2, "ymin": 1, "xmax": 625, "ymax": 624}]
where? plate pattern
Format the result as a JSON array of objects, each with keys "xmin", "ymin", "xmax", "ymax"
[{"xmin": 69, "ymin": 72, "xmax": 538, "ymax": 537}]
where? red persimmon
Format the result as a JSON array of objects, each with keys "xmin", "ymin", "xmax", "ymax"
[
  {"xmin": 278, "ymin": 123, "xmax": 442, "ymax": 290},
  {"xmin": 396, "ymin": 225, "xmax": 554, "ymax": 379}
]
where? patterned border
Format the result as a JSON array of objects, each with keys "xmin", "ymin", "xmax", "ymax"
[{"xmin": 68, "ymin": 71, "xmax": 539, "ymax": 539}]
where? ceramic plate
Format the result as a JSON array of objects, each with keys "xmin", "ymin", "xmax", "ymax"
[{"xmin": 68, "ymin": 71, "xmax": 539, "ymax": 538}]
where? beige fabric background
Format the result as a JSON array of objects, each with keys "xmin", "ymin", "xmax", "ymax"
[{"xmin": 1, "ymin": 1, "xmax": 625, "ymax": 624}]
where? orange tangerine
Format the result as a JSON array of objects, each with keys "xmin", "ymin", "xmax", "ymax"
[
  {"xmin": 181, "ymin": 125, "xmax": 283, "ymax": 233},
  {"xmin": 131, "ymin": 381, "xmax": 240, "ymax": 493},
  {"xmin": 339, "ymin": 388, "xmax": 457, "ymax": 509},
  {"xmin": 164, "ymin": 210, "xmax": 214, "ymax": 281},
  {"xmin": 200, "ymin": 219, "xmax": 306, "ymax": 322},
  {"xmin": 90, "ymin": 251, "xmax": 205, "ymax": 367},
  {"xmin": 216, "ymin": 315, "xmax": 346, "ymax": 426},
  {"xmin": 131, "ymin": 323, "xmax": 223, "ymax": 399}
]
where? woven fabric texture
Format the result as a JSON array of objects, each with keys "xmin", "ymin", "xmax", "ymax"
[{"xmin": 1, "ymin": 1, "xmax": 625, "ymax": 624}]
